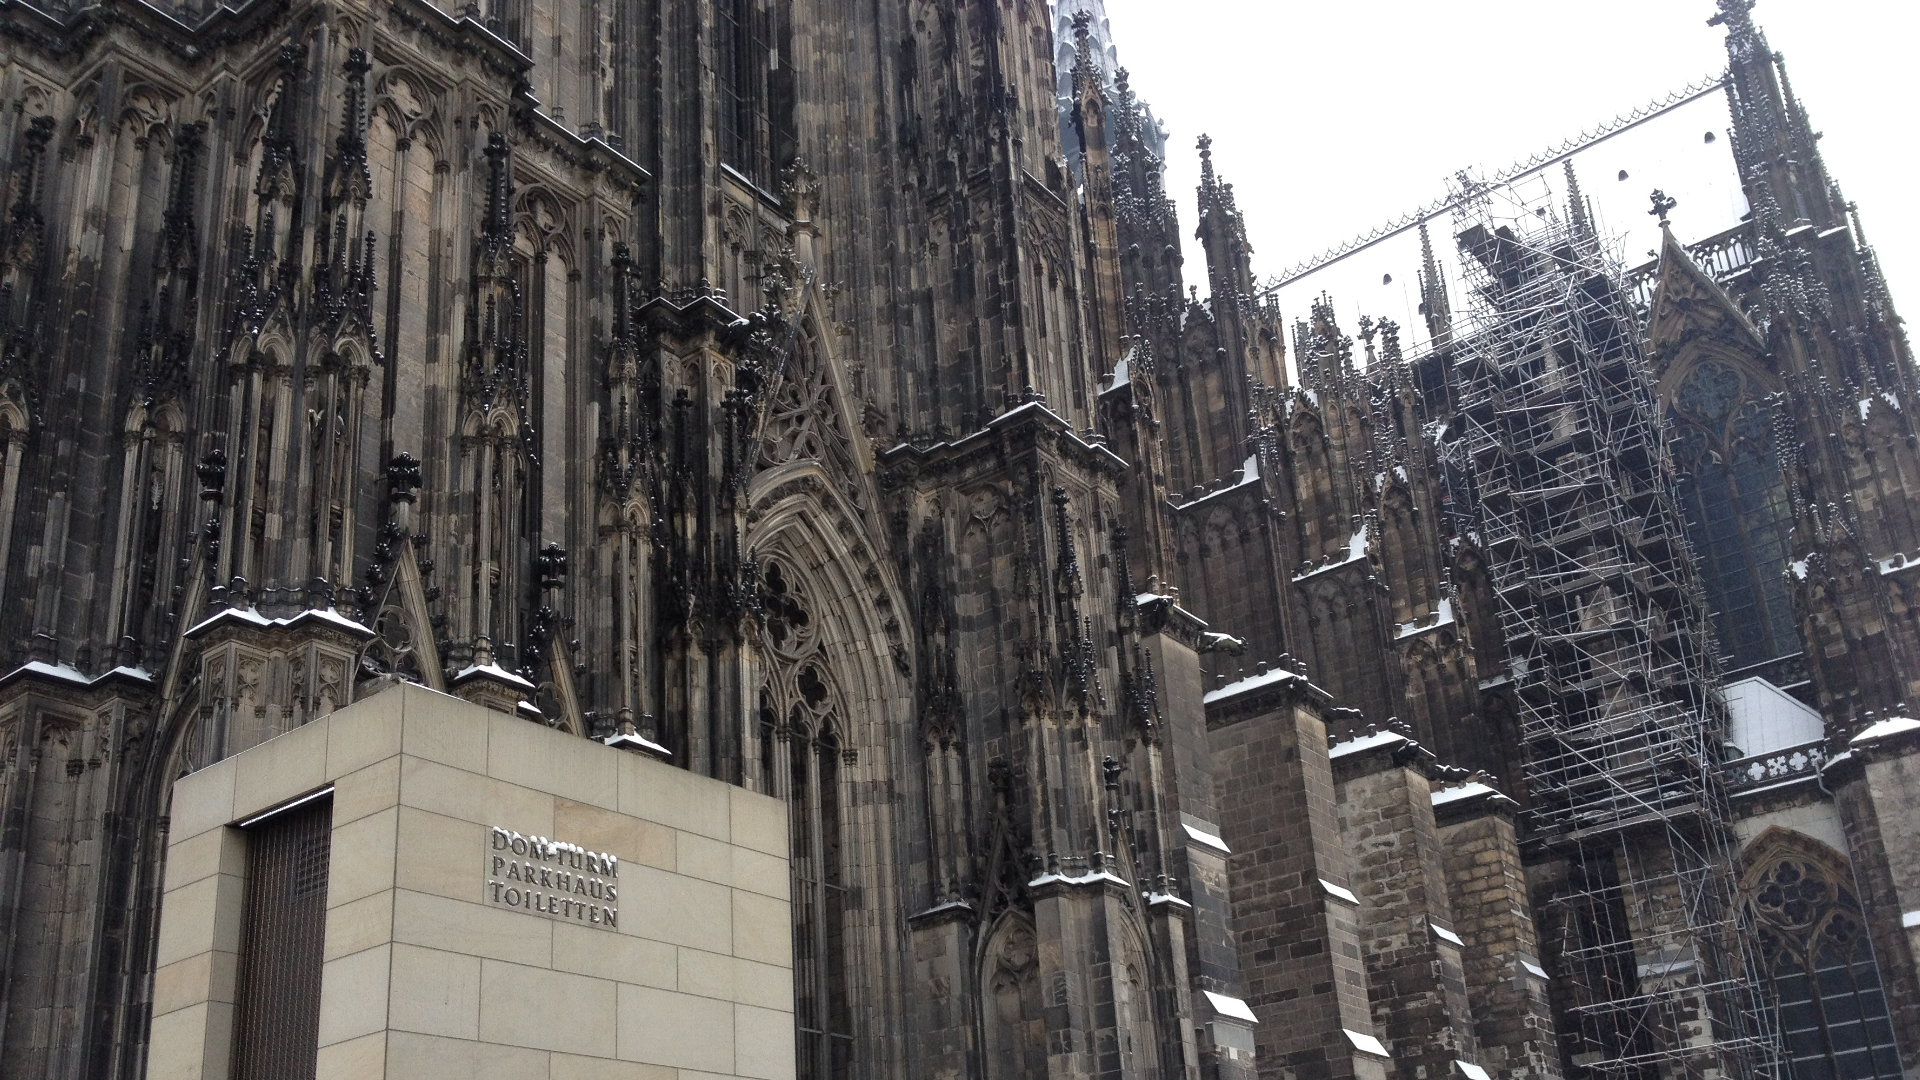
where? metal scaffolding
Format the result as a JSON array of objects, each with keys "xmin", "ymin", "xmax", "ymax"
[{"xmin": 1437, "ymin": 185, "xmax": 1780, "ymax": 1079}]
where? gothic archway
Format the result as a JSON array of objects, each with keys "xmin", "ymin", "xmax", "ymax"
[
  {"xmin": 746, "ymin": 466, "xmax": 911, "ymax": 1080},
  {"xmin": 1740, "ymin": 829, "xmax": 1901, "ymax": 1079}
]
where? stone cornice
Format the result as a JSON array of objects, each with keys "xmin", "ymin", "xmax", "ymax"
[
  {"xmin": 879, "ymin": 399, "xmax": 1130, "ymax": 488},
  {"xmin": 0, "ymin": 0, "xmax": 293, "ymax": 62},
  {"xmin": 1328, "ymin": 728, "xmax": 1442, "ymax": 784},
  {"xmin": 1203, "ymin": 666, "xmax": 1331, "ymax": 730}
]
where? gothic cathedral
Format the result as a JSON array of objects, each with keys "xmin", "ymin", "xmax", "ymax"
[{"xmin": 0, "ymin": 0, "xmax": 1917, "ymax": 1078}]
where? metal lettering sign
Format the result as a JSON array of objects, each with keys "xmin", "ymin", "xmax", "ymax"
[{"xmin": 485, "ymin": 827, "xmax": 620, "ymax": 930}]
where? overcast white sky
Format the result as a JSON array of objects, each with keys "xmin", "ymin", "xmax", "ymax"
[{"xmin": 1092, "ymin": 0, "xmax": 1917, "ymax": 358}]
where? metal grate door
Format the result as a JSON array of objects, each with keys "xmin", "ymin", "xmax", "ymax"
[{"xmin": 231, "ymin": 795, "xmax": 333, "ymax": 1080}]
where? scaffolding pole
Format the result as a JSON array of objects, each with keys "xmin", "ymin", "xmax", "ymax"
[{"xmin": 1436, "ymin": 190, "xmax": 1781, "ymax": 1080}]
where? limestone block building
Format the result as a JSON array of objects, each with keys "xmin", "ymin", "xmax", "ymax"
[{"xmin": 0, "ymin": 0, "xmax": 1916, "ymax": 1076}]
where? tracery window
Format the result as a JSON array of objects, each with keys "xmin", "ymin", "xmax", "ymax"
[
  {"xmin": 1746, "ymin": 850, "xmax": 1901, "ymax": 1079},
  {"xmin": 756, "ymin": 559, "xmax": 853, "ymax": 1080},
  {"xmin": 1666, "ymin": 359, "xmax": 1798, "ymax": 674},
  {"xmin": 716, "ymin": 0, "xmax": 793, "ymax": 190}
]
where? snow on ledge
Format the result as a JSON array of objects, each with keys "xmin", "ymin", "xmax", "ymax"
[
  {"xmin": 11, "ymin": 660, "xmax": 89, "ymax": 685},
  {"xmin": 1878, "ymin": 550, "xmax": 1920, "ymax": 576},
  {"xmin": 1431, "ymin": 781, "xmax": 1515, "ymax": 809},
  {"xmin": 1319, "ymin": 878, "xmax": 1360, "ymax": 906},
  {"xmin": 1294, "ymin": 523, "xmax": 1370, "ymax": 581},
  {"xmin": 1431, "ymin": 922, "xmax": 1465, "ymax": 947},
  {"xmin": 1182, "ymin": 823, "xmax": 1231, "ymax": 854},
  {"xmin": 453, "ymin": 663, "xmax": 538, "ymax": 691},
  {"xmin": 1456, "ymin": 1061, "xmax": 1492, "ymax": 1080},
  {"xmin": 1851, "ymin": 716, "xmax": 1920, "ymax": 746},
  {"xmin": 602, "ymin": 731, "xmax": 673, "ymax": 757},
  {"xmin": 1203, "ymin": 666, "xmax": 1299, "ymax": 705},
  {"xmin": 1329, "ymin": 729, "xmax": 1410, "ymax": 759},
  {"xmin": 2, "ymin": 661, "xmax": 158, "ymax": 689},
  {"xmin": 1176, "ymin": 454, "xmax": 1264, "ymax": 510},
  {"xmin": 1028, "ymin": 869, "xmax": 1132, "ymax": 891},
  {"xmin": 1202, "ymin": 991, "xmax": 1258, "ymax": 1024},
  {"xmin": 1344, "ymin": 1029, "xmax": 1391, "ymax": 1058},
  {"xmin": 185, "ymin": 605, "xmax": 274, "ymax": 637},
  {"xmin": 186, "ymin": 605, "xmax": 372, "ymax": 638},
  {"xmin": 911, "ymin": 899, "xmax": 974, "ymax": 921},
  {"xmin": 1395, "ymin": 597, "xmax": 1455, "ymax": 640}
]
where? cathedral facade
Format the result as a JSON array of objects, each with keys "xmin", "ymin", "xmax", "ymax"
[{"xmin": 0, "ymin": 0, "xmax": 1917, "ymax": 1076}]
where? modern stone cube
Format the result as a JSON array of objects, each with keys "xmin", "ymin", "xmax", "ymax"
[{"xmin": 146, "ymin": 682, "xmax": 794, "ymax": 1080}]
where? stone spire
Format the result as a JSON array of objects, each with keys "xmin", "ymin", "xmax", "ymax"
[
  {"xmin": 1715, "ymin": 0, "xmax": 1842, "ymax": 229},
  {"xmin": 1417, "ymin": 221, "xmax": 1452, "ymax": 349}
]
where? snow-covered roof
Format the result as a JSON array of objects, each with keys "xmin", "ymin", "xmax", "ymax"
[{"xmin": 1851, "ymin": 716, "xmax": 1920, "ymax": 746}]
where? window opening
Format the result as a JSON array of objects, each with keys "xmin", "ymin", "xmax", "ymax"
[
  {"xmin": 757, "ymin": 559, "xmax": 854, "ymax": 1079},
  {"xmin": 1667, "ymin": 360, "xmax": 1797, "ymax": 672},
  {"xmin": 1750, "ymin": 854, "xmax": 1902, "ymax": 1079}
]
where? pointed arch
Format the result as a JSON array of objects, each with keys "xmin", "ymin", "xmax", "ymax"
[
  {"xmin": 746, "ymin": 469, "xmax": 911, "ymax": 1080},
  {"xmin": 979, "ymin": 912, "xmax": 1046, "ymax": 1080},
  {"xmin": 1648, "ymin": 235, "xmax": 1797, "ymax": 675},
  {"xmin": 1738, "ymin": 827, "xmax": 1901, "ymax": 1079}
]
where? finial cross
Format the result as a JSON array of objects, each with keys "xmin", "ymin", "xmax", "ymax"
[{"xmin": 1648, "ymin": 189, "xmax": 1679, "ymax": 224}]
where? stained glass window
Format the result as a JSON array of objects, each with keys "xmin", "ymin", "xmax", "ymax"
[
  {"xmin": 1666, "ymin": 359, "xmax": 1799, "ymax": 674},
  {"xmin": 1747, "ymin": 852, "xmax": 1901, "ymax": 1079}
]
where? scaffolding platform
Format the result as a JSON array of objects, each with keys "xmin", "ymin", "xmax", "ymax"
[{"xmin": 1435, "ymin": 181, "xmax": 1781, "ymax": 1079}]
